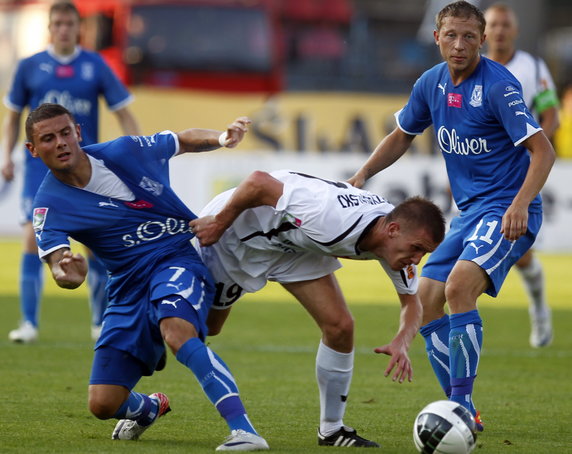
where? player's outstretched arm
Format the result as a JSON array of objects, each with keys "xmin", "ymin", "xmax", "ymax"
[
  {"xmin": 46, "ymin": 248, "xmax": 88, "ymax": 289},
  {"xmin": 347, "ymin": 127, "xmax": 414, "ymax": 188},
  {"xmin": 190, "ymin": 170, "xmax": 283, "ymax": 246},
  {"xmin": 373, "ymin": 292, "xmax": 422, "ymax": 384},
  {"xmin": 176, "ymin": 116, "xmax": 251, "ymax": 155}
]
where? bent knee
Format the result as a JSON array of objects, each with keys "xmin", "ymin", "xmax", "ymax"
[
  {"xmin": 88, "ymin": 384, "xmax": 128, "ymax": 420},
  {"xmin": 89, "ymin": 398, "xmax": 120, "ymax": 420},
  {"xmin": 322, "ymin": 314, "xmax": 354, "ymax": 346}
]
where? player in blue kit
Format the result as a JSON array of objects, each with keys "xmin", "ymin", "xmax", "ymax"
[
  {"xmin": 26, "ymin": 103, "xmax": 268, "ymax": 451},
  {"xmin": 2, "ymin": 1, "xmax": 140, "ymax": 343},
  {"xmin": 348, "ymin": 1, "xmax": 555, "ymax": 431}
]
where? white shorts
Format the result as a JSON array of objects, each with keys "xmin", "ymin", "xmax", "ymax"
[
  {"xmin": 198, "ymin": 187, "xmax": 342, "ymax": 309},
  {"xmin": 198, "ymin": 235, "xmax": 341, "ymax": 309}
]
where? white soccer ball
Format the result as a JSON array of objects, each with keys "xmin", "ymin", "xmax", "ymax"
[{"xmin": 413, "ymin": 400, "xmax": 477, "ymax": 454}]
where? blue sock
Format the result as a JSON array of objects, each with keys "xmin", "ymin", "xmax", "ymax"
[
  {"xmin": 420, "ymin": 314, "xmax": 451, "ymax": 398},
  {"xmin": 113, "ymin": 392, "xmax": 158, "ymax": 426},
  {"xmin": 87, "ymin": 256, "xmax": 109, "ymax": 326},
  {"xmin": 449, "ymin": 310, "xmax": 483, "ymax": 415},
  {"xmin": 176, "ymin": 338, "xmax": 257, "ymax": 434},
  {"xmin": 20, "ymin": 253, "xmax": 43, "ymax": 327}
]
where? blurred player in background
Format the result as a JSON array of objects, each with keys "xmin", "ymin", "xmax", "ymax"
[
  {"xmin": 484, "ymin": 3, "xmax": 559, "ymax": 347},
  {"xmin": 191, "ymin": 169, "xmax": 446, "ymax": 448},
  {"xmin": 348, "ymin": 1, "xmax": 555, "ymax": 430},
  {"xmin": 26, "ymin": 103, "xmax": 267, "ymax": 451},
  {"xmin": 1, "ymin": 1, "xmax": 140, "ymax": 343}
]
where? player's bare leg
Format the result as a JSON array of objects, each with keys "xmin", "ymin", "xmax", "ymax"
[{"xmin": 282, "ymin": 274, "xmax": 379, "ymax": 447}]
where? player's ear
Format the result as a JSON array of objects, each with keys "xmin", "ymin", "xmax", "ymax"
[
  {"xmin": 388, "ymin": 221, "xmax": 401, "ymax": 238},
  {"xmin": 75, "ymin": 123, "xmax": 82, "ymax": 143},
  {"xmin": 25, "ymin": 141, "xmax": 38, "ymax": 158}
]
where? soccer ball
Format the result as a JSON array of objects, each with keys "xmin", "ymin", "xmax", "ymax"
[{"xmin": 413, "ymin": 400, "xmax": 477, "ymax": 454}]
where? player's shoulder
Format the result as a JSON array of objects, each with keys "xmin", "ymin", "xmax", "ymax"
[
  {"xmin": 480, "ymin": 57, "xmax": 521, "ymax": 94},
  {"xmin": 415, "ymin": 62, "xmax": 448, "ymax": 87},
  {"xmin": 77, "ymin": 47, "xmax": 104, "ymax": 60},
  {"xmin": 18, "ymin": 50, "xmax": 50, "ymax": 67}
]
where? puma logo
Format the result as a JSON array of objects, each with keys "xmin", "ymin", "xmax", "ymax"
[{"xmin": 470, "ymin": 243, "xmax": 483, "ymax": 254}]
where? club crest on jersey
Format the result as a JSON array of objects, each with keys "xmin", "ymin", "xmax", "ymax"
[
  {"xmin": 469, "ymin": 85, "xmax": 482, "ymax": 107},
  {"xmin": 32, "ymin": 207, "xmax": 48, "ymax": 231},
  {"xmin": 81, "ymin": 62, "xmax": 94, "ymax": 81},
  {"xmin": 139, "ymin": 176, "xmax": 163, "ymax": 196},
  {"xmin": 406, "ymin": 265, "xmax": 415, "ymax": 279},
  {"xmin": 447, "ymin": 93, "xmax": 462, "ymax": 108}
]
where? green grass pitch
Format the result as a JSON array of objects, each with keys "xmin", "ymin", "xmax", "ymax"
[{"xmin": 0, "ymin": 238, "xmax": 571, "ymax": 453}]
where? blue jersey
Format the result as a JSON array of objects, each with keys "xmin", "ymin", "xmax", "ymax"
[
  {"xmin": 5, "ymin": 46, "xmax": 132, "ymax": 147},
  {"xmin": 396, "ymin": 56, "xmax": 542, "ymax": 214},
  {"xmin": 5, "ymin": 46, "xmax": 134, "ymax": 221},
  {"xmin": 32, "ymin": 132, "xmax": 208, "ymax": 369}
]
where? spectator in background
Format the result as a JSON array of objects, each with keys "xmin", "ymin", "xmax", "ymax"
[
  {"xmin": 484, "ymin": 3, "xmax": 559, "ymax": 347},
  {"xmin": 1, "ymin": 1, "xmax": 140, "ymax": 343},
  {"xmin": 554, "ymin": 82, "xmax": 572, "ymax": 158}
]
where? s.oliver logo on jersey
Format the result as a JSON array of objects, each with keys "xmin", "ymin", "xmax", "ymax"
[
  {"xmin": 447, "ymin": 93, "xmax": 462, "ymax": 108},
  {"xmin": 122, "ymin": 218, "xmax": 191, "ymax": 247},
  {"xmin": 40, "ymin": 90, "xmax": 91, "ymax": 116},
  {"xmin": 437, "ymin": 126, "xmax": 492, "ymax": 155},
  {"xmin": 32, "ymin": 207, "xmax": 49, "ymax": 231}
]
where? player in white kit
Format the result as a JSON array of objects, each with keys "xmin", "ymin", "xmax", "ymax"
[
  {"xmin": 485, "ymin": 3, "xmax": 559, "ymax": 347},
  {"xmin": 191, "ymin": 169, "xmax": 446, "ymax": 448}
]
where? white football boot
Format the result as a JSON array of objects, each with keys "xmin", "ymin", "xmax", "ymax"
[
  {"xmin": 216, "ymin": 430, "xmax": 269, "ymax": 451},
  {"xmin": 8, "ymin": 321, "xmax": 38, "ymax": 343}
]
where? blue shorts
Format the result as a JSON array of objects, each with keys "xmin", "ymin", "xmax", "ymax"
[
  {"xmin": 90, "ymin": 346, "xmax": 146, "ymax": 389},
  {"xmin": 21, "ymin": 156, "xmax": 49, "ymax": 223},
  {"xmin": 94, "ymin": 257, "xmax": 215, "ymax": 382},
  {"xmin": 421, "ymin": 208, "xmax": 542, "ymax": 297}
]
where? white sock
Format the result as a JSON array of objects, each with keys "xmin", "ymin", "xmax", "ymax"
[
  {"xmin": 517, "ymin": 255, "xmax": 549, "ymax": 319},
  {"xmin": 316, "ymin": 340, "xmax": 354, "ymax": 436}
]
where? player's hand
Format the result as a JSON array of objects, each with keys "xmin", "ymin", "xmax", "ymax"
[
  {"xmin": 1, "ymin": 159, "xmax": 15, "ymax": 181},
  {"xmin": 346, "ymin": 174, "xmax": 365, "ymax": 189},
  {"xmin": 52, "ymin": 250, "xmax": 87, "ymax": 289},
  {"xmin": 500, "ymin": 202, "xmax": 528, "ymax": 241},
  {"xmin": 374, "ymin": 341, "xmax": 413, "ymax": 384},
  {"xmin": 221, "ymin": 117, "xmax": 251, "ymax": 149},
  {"xmin": 190, "ymin": 216, "xmax": 225, "ymax": 246}
]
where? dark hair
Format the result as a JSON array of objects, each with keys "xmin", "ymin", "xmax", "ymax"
[
  {"xmin": 49, "ymin": 1, "xmax": 80, "ymax": 20},
  {"xmin": 25, "ymin": 103, "xmax": 76, "ymax": 142},
  {"xmin": 386, "ymin": 196, "xmax": 446, "ymax": 245},
  {"xmin": 436, "ymin": 1, "xmax": 486, "ymax": 35}
]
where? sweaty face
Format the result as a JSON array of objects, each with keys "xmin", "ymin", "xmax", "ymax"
[
  {"xmin": 49, "ymin": 11, "xmax": 80, "ymax": 54},
  {"xmin": 484, "ymin": 9, "xmax": 518, "ymax": 54},
  {"xmin": 27, "ymin": 114, "xmax": 83, "ymax": 173},
  {"xmin": 434, "ymin": 15, "xmax": 485, "ymax": 83}
]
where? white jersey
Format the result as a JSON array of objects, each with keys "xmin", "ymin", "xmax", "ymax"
[
  {"xmin": 504, "ymin": 50, "xmax": 558, "ymax": 116},
  {"xmin": 199, "ymin": 170, "xmax": 418, "ymax": 305}
]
